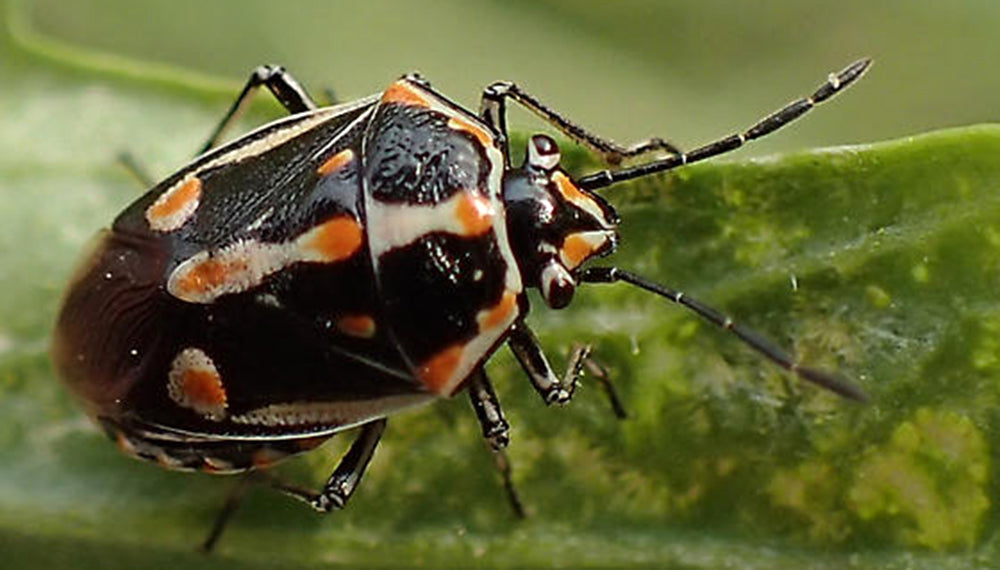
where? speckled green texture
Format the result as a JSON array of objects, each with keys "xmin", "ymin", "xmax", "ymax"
[
  {"xmin": 849, "ymin": 408, "xmax": 989, "ymax": 549},
  {"xmin": 4, "ymin": 3, "xmax": 1000, "ymax": 569}
]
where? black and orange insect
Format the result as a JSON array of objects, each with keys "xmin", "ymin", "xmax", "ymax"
[{"xmin": 53, "ymin": 59, "xmax": 870, "ymax": 549}]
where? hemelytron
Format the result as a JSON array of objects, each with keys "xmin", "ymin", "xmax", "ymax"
[{"xmin": 53, "ymin": 58, "xmax": 871, "ymax": 550}]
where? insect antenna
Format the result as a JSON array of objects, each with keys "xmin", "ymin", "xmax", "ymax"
[
  {"xmin": 579, "ymin": 267, "xmax": 867, "ymax": 402},
  {"xmin": 576, "ymin": 58, "xmax": 872, "ymax": 192}
]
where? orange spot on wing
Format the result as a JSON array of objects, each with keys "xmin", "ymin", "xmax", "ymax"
[
  {"xmin": 447, "ymin": 116, "xmax": 494, "ymax": 147},
  {"xmin": 382, "ymin": 81, "xmax": 431, "ymax": 108},
  {"xmin": 174, "ymin": 257, "xmax": 248, "ymax": 297},
  {"xmin": 455, "ymin": 192, "xmax": 495, "ymax": 236},
  {"xmin": 418, "ymin": 344, "xmax": 464, "ymax": 394},
  {"xmin": 336, "ymin": 314, "xmax": 376, "ymax": 339},
  {"xmin": 478, "ymin": 291, "xmax": 517, "ymax": 331},
  {"xmin": 317, "ymin": 149, "xmax": 355, "ymax": 176},
  {"xmin": 168, "ymin": 347, "xmax": 228, "ymax": 420},
  {"xmin": 146, "ymin": 176, "xmax": 202, "ymax": 230},
  {"xmin": 561, "ymin": 233, "xmax": 596, "ymax": 269},
  {"xmin": 300, "ymin": 216, "xmax": 363, "ymax": 262},
  {"xmin": 179, "ymin": 368, "xmax": 227, "ymax": 409}
]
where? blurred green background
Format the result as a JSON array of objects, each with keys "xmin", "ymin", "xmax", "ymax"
[
  {"xmin": 18, "ymin": 0, "xmax": 1000, "ymax": 155},
  {"xmin": 4, "ymin": 1, "xmax": 1000, "ymax": 568}
]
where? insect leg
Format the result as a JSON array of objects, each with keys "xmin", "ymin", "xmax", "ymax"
[
  {"xmin": 578, "ymin": 267, "xmax": 868, "ymax": 401},
  {"xmin": 200, "ymin": 471, "xmax": 260, "ymax": 553},
  {"xmin": 479, "ymin": 82, "xmax": 682, "ymax": 166},
  {"xmin": 271, "ymin": 419, "xmax": 387, "ymax": 513},
  {"xmin": 199, "ymin": 65, "xmax": 319, "ymax": 154},
  {"xmin": 491, "ymin": 447, "xmax": 526, "ymax": 519},
  {"xmin": 320, "ymin": 87, "xmax": 340, "ymax": 106},
  {"xmin": 577, "ymin": 58, "xmax": 872, "ymax": 191},
  {"xmin": 116, "ymin": 151, "xmax": 156, "ymax": 187},
  {"xmin": 117, "ymin": 67, "xmax": 319, "ymax": 189},
  {"xmin": 581, "ymin": 353, "xmax": 628, "ymax": 419},
  {"xmin": 467, "ymin": 370, "xmax": 510, "ymax": 450},
  {"xmin": 507, "ymin": 324, "xmax": 590, "ymax": 405},
  {"xmin": 467, "ymin": 371, "xmax": 526, "ymax": 518}
]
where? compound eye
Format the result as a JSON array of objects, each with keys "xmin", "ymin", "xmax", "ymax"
[
  {"xmin": 539, "ymin": 261, "xmax": 575, "ymax": 309},
  {"xmin": 527, "ymin": 134, "xmax": 561, "ymax": 171}
]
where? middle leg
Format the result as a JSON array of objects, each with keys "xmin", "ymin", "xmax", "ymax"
[{"xmin": 467, "ymin": 370, "xmax": 525, "ymax": 518}]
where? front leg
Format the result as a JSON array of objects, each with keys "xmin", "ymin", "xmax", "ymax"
[
  {"xmin": 479, "ymin": 81, "xmax": 682, "ymax": 166},
  {"xmin": 507, "ymin": 322, "xmax": 590, "ymax": 405}
]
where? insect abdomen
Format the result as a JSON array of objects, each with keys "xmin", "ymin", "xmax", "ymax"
[{"xmin": 52, "ymin": 229, "xmax": 176, "ymax": 420}]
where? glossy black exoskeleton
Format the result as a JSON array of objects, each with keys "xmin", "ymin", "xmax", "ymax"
[{"xmin": 53, "ymin": 59, "xmax": 871, "ymax": 551}]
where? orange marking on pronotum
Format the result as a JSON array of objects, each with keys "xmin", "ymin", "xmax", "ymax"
[
  {"xmin": 560, "ymin": 233, "xmax": 596, "ymax": 269},
  {"xmin": 478, "ymin": 291, "xmax": 517, "ymax": 331},
  {"xmin": 317, "ymin": 149, "xmax": 355, "ymax": 176},
  {"xmin": 146, "ymin": 176, "xmax": 202, "ymax": 231},
  {"xmin": 336, "ymin": 314, "xmax": 377, "ymax": 339},
  {"xmin": 299, "ymin": 216, "xmax": 364, "ymax": 262},
  {"xmin": 455, "ymin": 192, "xmax": 495, "ymax": 236},
  {"xmin": 447, "ymin": 116, "xmax": 494, "ymax": 147},
  {"xmin": 418, "ymin": 344, "xmax": 464, "ymax": 394},
  {"xmin": 381, "ymin": 81, "xmax": 431, "ymax": 108}
]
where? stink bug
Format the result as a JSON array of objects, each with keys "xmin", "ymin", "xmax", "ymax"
[{"xmin": 53, "ymin": 59, "xmax": 871, "ymax": 550}]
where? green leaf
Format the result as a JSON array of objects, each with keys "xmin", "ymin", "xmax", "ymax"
[{"xmin": 3, "ymin": 2, "xmax": 1000, "ymax": 568}]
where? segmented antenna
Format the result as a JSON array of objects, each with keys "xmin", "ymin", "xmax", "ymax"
[
  {"xmin": 577, "ymin": 58, "xmax": 872, "ymax": 191},
  {"xmin": 579, "ymin": 267, "xmax": 867, "ymax": 401}
]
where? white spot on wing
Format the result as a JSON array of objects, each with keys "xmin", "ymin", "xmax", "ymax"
[
  {"xmin": 167, "ymin": 239, "xmax": 290, "ymax": 303},
  {"xmin": 167, "ymin": 215, "xmax": 361, "ymax": 304}
]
